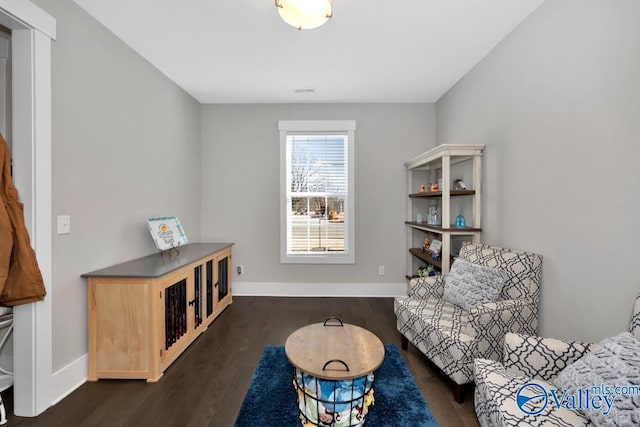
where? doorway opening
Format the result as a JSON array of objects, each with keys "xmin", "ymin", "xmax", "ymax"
[{"xmin": 0, "ymin": 4, "xmax": 55, "ymax": 417}]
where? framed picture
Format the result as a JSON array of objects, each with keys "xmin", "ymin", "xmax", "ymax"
[
  {"xmin": 429, "ymin": 239, "xmax": 442, "ymax": 254},
  {"xmin": 147, "ymin": 216, "xmax": 188, "ymax": 251}
]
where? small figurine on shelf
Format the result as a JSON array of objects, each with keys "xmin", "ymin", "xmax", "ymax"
[
  {"xmin": 417, "ymin": 265, "xmax": 436, "ymax": 277},
  {"xmin": 455, "ymin": 214, "xmax": 467, "ymax": 229},
  {"xmin": 421, "ymin": 238, "xmax": 430, "ymax": 252},
  {"xmin": 429, "ymin": 183, "xmax": 439, "ymax": 192},
  {"xmin": 419, "ymin": 184, "xmax": 426, "ymax": 193},
  {"xmin": 454, "ymin": 179, "xmax": 467, "ymax": 190}
]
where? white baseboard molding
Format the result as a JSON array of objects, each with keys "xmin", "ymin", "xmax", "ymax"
[
  {"xmin": 52, "ymin": 353, "xmax": 88, "ymax": 406},
  {"xmin": 46, "ymin": 282, "xmax": 406, "ymax": 406},
  {"xmin": 233, "ymin": 281, "xmax": 408, "ymax": 297}
]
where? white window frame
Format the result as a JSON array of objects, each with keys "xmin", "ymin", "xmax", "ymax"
[{"xmin": 279, "ymin": 120, "xmax": 355, "ymax": 264}]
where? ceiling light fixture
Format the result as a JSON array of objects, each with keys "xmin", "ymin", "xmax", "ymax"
[{"xmin": 275, "ymin": 0, "xmax": 333, "ymax": 30}]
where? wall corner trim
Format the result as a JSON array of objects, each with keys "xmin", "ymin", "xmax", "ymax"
[{"xmin": 51, "ymin": 353, "xmax": 88, "ymax": 406}]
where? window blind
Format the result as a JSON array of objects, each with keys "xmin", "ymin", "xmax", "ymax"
[{"xmin": 286, "ymin": 134, "xmax": 348, "ymax": 255}]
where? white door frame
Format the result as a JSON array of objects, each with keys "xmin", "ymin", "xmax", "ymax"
[{"xmin": 0, "ymin": 0, "xmax": 55, "ymax": 417}]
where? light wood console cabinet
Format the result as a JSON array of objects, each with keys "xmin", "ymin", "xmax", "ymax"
[{"xmin": 82, "ymin": 243, "xmax": 233, "ymax": 382}]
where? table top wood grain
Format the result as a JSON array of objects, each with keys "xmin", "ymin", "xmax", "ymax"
[{"xmin": 285, "ymin": 321, "xmax": 385, "ymax": 380}]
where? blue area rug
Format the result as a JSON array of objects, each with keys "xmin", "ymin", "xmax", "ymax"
[{"xmin": 235, "ymin": 344, "xmax": 437, "ymax": 426}]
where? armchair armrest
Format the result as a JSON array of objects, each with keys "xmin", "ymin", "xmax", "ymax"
[
  {"xmin": 408, "ymin": 276, "xmax": 445, "ymax": 299},
  {"xmin": 465, "ymin": 299, "xmax": 538, "ymax": 361},
  {"xmin": 502, "ymin": 332, "xmax": 595, "ymax": 382}
]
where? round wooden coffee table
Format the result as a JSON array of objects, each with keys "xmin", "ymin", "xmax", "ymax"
[{"xmin": 285, "ymin": 318, "xmax": 385, "ymax": 427}]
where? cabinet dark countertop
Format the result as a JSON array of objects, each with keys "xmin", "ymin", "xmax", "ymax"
[{"xmin": 81, "ymin": 242, "xmax": 234, "ymax": 279}]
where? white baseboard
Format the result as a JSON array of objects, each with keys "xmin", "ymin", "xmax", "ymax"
[
  {"xmin": 45, "ymin": 282, "xmax": 405, "ymax": 406},
  {"xmin": 52, "ymin": 353, "xmax": 87, "ymax": 405},
  {"xmin": 233, "ymin": 281, "xmax": 408, "ymax": 297}
]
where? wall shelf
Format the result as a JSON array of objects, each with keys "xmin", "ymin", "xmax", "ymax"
[
  {"xmin": 405, "ymin": 144, "xmax": 484, "ymax": 276},
  {"xmin": 409, "ymin": 248, "xmax": 443, "ymax": 269},
  {"xmin": 405, "ymin": 221, "xmax": 482, "ymax": 234},
  {"xmin": 408, "ymin": 190, "xmax": 476, "ymax": 198}
]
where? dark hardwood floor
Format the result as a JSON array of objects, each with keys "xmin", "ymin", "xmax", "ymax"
[{"xmin": 3, "ymin": 297, "xmax": 479, "ymax": 426}]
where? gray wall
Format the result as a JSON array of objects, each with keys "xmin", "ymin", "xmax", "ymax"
[
  {"xmin": 436, "ymin": 0, "xmax": 640, "ymax": 341},
  {"xmin": 33, "ymin": 0, "xmax": 202, "ymax": 371},
  {"xmin": 201, "ymin": 104, "xmax": 435, "ymax": 287}
]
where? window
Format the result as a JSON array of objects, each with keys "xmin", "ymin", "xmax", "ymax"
[{"xmin": 279, "ymin": 120, "xmax": 355, "ymax": 264}]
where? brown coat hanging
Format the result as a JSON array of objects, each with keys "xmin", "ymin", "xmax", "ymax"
[{"xmin": 0, "ymin": 133, "xmax": 46, "ymax": 306}]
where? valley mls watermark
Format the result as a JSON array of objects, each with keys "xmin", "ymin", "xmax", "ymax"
[{"xmin": 516, "ymin": 382, "xmax": 640, "ymax": 416}]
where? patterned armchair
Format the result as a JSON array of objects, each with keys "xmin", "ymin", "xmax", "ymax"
[
  {"xmin": 474, "ymin": 295, "xmax": 640, "ymax": 426},
  {"xmin": 394, "ymin": 242, "xmax": 543, "ymax": 402}
]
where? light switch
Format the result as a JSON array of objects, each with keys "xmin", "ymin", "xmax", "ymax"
[{"xmin": 57, "ymin": 215, "xmax": 71, "ymax": 235}]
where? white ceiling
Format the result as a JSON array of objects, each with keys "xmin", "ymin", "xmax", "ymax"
[{"xmin": 73, "ymin": 0, "xmax": 544, "ymax": 104}]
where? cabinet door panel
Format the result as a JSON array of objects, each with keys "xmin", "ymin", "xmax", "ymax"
[
  {"xmin": 160, "ymin": 270, "xmax": 194, "ymax": 368},
  {"xmin": 94, "ymin": 281, "xmax": 149, "ymax": 373}
]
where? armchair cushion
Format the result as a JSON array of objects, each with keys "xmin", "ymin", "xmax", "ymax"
[
  {"xmin": 395, "ymin": 295, "xmax": 472, "ymax": 346},
  {"xmin": 474, "ymin": 358, "xmax": 592, "ymax": 427},
  {"xmin": 554, "ymin": 332, "xmax": 640, "ymax": 427},
  {"xmin": 408, "ymin": 275, "xmax": 445, "ymax": 299},
  {"xmin": 465, "ymin": 300, "xmax": 539, "ymax": 361},
  {"xmin": 443, "ymin": 260, "xmax": 506, "ymax": 311},
  {"xmin": 502, "ymin": 333, "xmax": 595, "ymax": 382},
  {"xmin": 458, "ymin": 242, "xmax": 542, "ymax": 302},
  {"xmin": 395, "ymin": 295, "xmax": 474, "ymax": 384}
]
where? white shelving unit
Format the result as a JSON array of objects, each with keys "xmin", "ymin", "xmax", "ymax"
[{"xmin": 405, "ymin": 144, "xmax": 485, "ymax": 276}]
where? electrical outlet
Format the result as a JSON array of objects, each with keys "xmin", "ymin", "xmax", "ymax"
[
  {"xmin": 237, "ymin": 265, "xmax": 244, "ymax": 275},
  {"xmin": 378, "ymin": 265, "xmax": 385, "ymax": 276}
]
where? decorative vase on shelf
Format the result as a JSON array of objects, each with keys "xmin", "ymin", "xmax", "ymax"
[
  {"xmin": 455, "ymin": 214, "xmax": 466, "ymax": 229},
  {"xmin": 427, "ymin": 206, "xmax": 441, "ymax": 226}
]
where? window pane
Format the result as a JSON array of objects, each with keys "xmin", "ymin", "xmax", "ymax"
[
  {"xmin": 288, "ymin": 196, "xmax": 346, "ymax": 254},
  {"xmin": 286, "ymin": 134, "xmax": 348, "ymax": 256},
  {"xmin": 289, "ymin": 136, "xmax": 346, "ymax": 193}
]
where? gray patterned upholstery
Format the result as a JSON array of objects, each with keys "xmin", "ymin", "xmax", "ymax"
[
  {"xmin": 554, "ymin": 332, "xmax": 640, "ymax": 426},
  {"xmin": 443, "ymin": 260, "xmax": 506, "ymax": 311},
  {"xmin": 458, "ymin": 242, "xmax": 542, "ymax": 303},
  {"xmin": 409, "ymin": 275, "xmax": 445, "ymax": 299},
  {"xmin": 474, "ymin": 295, "xmax": 640, "ymax": 427},
  {"xmin": 395, "ymin": 242, "xmax": 543, "ymax": 389},
  {"xmin": 502, "ymin": 333, "xmax": 595, "ymax": 382},
  {"xmin": 474, "ymin": 358, "xmax": 593, "ymax": 427},
  {"xmin": 395, "ymin": 295, "xmax": 474, "ymax": 384}
]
